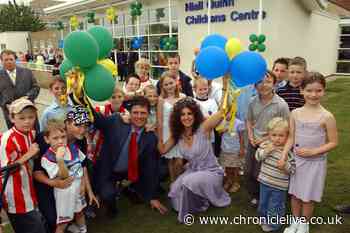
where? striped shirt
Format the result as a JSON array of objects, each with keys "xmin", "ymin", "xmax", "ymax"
[
  {"xmin": 255, "ymin": 142, "xmax": 296, "ymax": 191},
  {"xmin": 0, "ymin": 127, "xmax": 37, "ymax": 214},
  {"xmin": 276, "ymin": 82, "xmax": 305, "ymax": 111}
]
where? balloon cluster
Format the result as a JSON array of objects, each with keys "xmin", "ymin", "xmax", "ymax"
[
  {"xmin": 195, "ymin": 34, "xmax": 267, "ymax": 87},
  {"xmin": 248, "ymin": 34, "xmax": 266, "ymax": 52},
  {"xmin": 131, "ymin": 37, "xmax": 144, "ymax": 49},
  {"xmin": 87, "ymin": 12, "xmax": 95, "ymax": 24},
  {"xmin": 59, "ymin": 26, "xmax": 117, "ymax": 102},
  {"xmin": 156, "ymin": 8, "xmax": 165, "ymax": 20},
  {"xmin": 106, "ymin": 7, "xmax": 116, "ymax": 22},
  {"xmin": 130, "ymin": 1, "xmax": 143, "ymax": 17},
  {"xmin": 69, "ymin": 16, "xmax": 79, "ymax": 30},
  {"xmin": 56, "ymin": 21, "xmax": 64, "ymax": 30},
  {"xmin": 160, "ymin": 37, "xmax": 177, "ymax": 50}
]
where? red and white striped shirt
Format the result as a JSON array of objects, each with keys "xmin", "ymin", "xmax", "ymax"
[
  {"xmin": 87, "ymin": 103, "xmax": 125, "ymax": 163},
  {"xmin": 0, "ymin": 127, "xmax": 37, "ymax": 214}
]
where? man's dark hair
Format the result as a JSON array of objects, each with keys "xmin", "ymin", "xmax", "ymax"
[
  {"xmin": 167, "ymin": 53, "xmax": 180, "ymax": 62},
  {"xmin": 0, "ymin": 49, "xmax": 16, "ymax": 59},
  {"xmin": 125, "ymin": 73, "xmax": 140, "ymax": 84},
  {"xmin": 129, "ymin": 95, "xmax": 151, "ymax": 113}
]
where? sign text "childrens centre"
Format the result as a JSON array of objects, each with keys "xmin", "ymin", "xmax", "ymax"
[{"xmin": 184, "ymin": 0, "xmax": 266, "ymax": 25}]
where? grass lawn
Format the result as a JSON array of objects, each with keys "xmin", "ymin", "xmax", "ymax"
[{"xmin": 4, "ymin": 77, "xmax": 350, "ymax": 233}]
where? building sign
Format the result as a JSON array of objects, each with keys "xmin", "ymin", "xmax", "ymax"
[{"xmin": 184, "ymin": 0, "xmax": 266, "ymax": 25}]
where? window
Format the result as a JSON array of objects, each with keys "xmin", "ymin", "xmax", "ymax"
[
  {"xmin": 108, "ymin": 6, "xmax": 178, "ymax": 79},
  {"xmin": 337, "ymin": 25, "xmax": 350, "ymax": 73}
]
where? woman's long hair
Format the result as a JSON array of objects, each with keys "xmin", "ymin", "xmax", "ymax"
[{"xmin": 170, "ymin": 97, "xmax": 204, "ymax": 143}]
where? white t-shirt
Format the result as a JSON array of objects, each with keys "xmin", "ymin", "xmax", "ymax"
[{"xmin": 195, "ymin": 97, "xmax": 218, "ymax": 143}]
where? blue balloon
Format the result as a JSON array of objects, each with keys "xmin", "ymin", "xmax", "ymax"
[
  {"xmin": 195, "ymin": 46, "xmax": 230, "ymax": 80},
  {"xmin": 201, "ymin": 34, "xmax": 227, "ymax": 50},
  {"xmin": 230, "ymin": 51, "xmax": 267, "ymax": 87}
]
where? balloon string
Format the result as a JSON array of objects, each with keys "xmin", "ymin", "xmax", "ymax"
[
  {"xmin": 168, "ymin": 0, "xmax": 172, "ymax": 38},
  {"xmin": 258, "ymin": 0, "xmax": 263, "ymax": 35},
  {"xmin": 207, "ymin": 0, "xmax": 211, "ymax": 35}
]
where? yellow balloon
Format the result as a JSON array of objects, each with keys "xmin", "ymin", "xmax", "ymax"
[
  {"xmin": 98, "ymin": 59, "xmax": 118, "ymax": 77},
  {"xmin": 225, "ymin": 38, "xmax": 243, "ymax": 59}
]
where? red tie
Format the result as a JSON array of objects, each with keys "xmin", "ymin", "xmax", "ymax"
[{"xmin": 128, "ymin": 131, "xmax": 139, "ymax": 182}]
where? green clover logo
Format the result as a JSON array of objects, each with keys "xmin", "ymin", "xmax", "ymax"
[{"xmin": 248, "ymin": 34, "xmax": 266, "ymax": 52}]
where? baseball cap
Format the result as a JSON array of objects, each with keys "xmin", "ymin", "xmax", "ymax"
[
  {"xmin": 9, "ymin": 97, "xmax": 37, "ymax": 114},
  {"xmin": 66, "ymin": 105, "xmax": 90, "ymax": 125}
]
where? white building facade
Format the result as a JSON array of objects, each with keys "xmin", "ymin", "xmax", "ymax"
[{"xmin": 45, "ymin": 0, "xmax": 349, "ymax": 77}]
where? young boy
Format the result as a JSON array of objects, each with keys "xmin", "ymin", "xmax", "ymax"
[
  {"xmin": 41, "ymin": 119, "xmax": 87, "ymax": 233},
  {"xmin": 40, "ymin": 76, "xmax": 73, "ymax": 131},
  {"xmin": 0, "ymin": 97, "xmax": 46, "ymax": 233},
  {"xmin": 276, "ymin": 57, "xmax": 307, "ymax": 111},
  {"xmin": 143, "ymin": 84, "xmax": 158, "ymax": 128},
  {"xmin": 255, "ymin": 117, "xmax": 295, "ymax": 232},
  {"xmin": 272, "ymin": 57, "xmax": 289, "ymax": 90},
  {"xmin": 246, "ymin": 71, "xmax": 290, "ymax": 207},
  {"xmin": 124, "ymin": 73, "xmax": 141, "ymax": 97}
]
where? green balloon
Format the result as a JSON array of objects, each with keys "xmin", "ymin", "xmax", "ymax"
[
  {"xmin": 135, "ymin": 1, "xmax": 142, "ymax": 9},
  {"xmin": 249, "ymin": 44, "xmax": 257, "ymax": 51},
  {"xmin": 249, "ymin": 34, "xmax": 258, "ymax": 43},
  {"xmin": 64, "ymin": 31, "xmax": 99, "ymax": 68},
  {"xmin": 258, "ymin": 34, "xmax": 266, "ymax": 43},
  {"xmin": 59, "ymin": 59, "xmax": 74, "ymax": 80},
  {"xmin": 131, "ymin": 8, "xmax": 138, "ymax": 16},
  {"xmin": 84, "ymin": 64, "xmax": 115, "ymax": 101},
  {"xmin": 136, "ymin": 8, "xmax": 142, "ymax": 16},
  {"xmin": 88, "ymin": 26, "xmax": 113, "ymax": 60},
  {"xmin": 130, "ymin": 2, "xmax": 137, "ymax": 9},
  {"xmin": 257, "ymin": 44, "xmax": 266, "ymax": 52}
]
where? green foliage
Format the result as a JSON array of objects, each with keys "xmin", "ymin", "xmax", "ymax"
[{"xmin": 0, "ymin": 0, "xmax": 46, "ymax": 32}]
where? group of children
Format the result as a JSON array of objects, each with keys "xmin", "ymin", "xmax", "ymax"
[{"xmin": 0, "ymin": 53, "xmax": 338, "ymax": 233}]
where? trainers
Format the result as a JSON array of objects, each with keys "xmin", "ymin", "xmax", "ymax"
[
  {"xmin": 283, "ymin": 223, "xmax": 299, "ymax": 233},
  {"xmin": 335, "ymin": 204, "xmax": 350, "ymax": 214},
  {"xmin": 67, "ymin": 223, "xmax": 80, "ymax": 233},
  {"xmin": 250, "ymin": 198, "xmax": 258, "ymax": 207},
  {"xmin": 261, "ymin": 224, "xmax": 275, "ymax": 232},
  {"xmin": 229, "ymin": 183, "xmax": 240, "ymax": 193},
  {"xmin": 296, "ymin": 223, "xmax": 309, "ymax": 233}
]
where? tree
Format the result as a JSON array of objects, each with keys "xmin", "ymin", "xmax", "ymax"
[{"xmin": 0, "ymin": 0, "xmax": 46, "ymax": 32}]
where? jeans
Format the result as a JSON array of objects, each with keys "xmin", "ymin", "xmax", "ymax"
[{"xmin": 258, "ymin": 183, "xmax": 287, "ymax": 231}]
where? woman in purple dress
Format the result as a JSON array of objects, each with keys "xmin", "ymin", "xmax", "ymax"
[{"xmin": 158, "ymin": 97, "xmax": 231, "ymax": 223}]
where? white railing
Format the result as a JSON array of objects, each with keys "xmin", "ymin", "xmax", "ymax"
[{"xmin": 16, "ymin": 62, "xmax": 55, "ymax": 72}]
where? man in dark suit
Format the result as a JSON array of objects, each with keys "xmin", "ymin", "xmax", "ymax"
[
  {"xmin": 93, "ymin": 96, "xmax": 167, "ymax": 217},
  {"xmin": 0, "ymin": 49, "xmax": 40, "ymax": 128},
  {"xmin": 157, "ymin": 53, "xmax": 194, "ymax": 97}
]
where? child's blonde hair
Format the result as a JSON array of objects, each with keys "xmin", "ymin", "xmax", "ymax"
[
  {"xmin": 193, "ymin": 77, "xmax": 209, "ymax": 89},
  {"xmin": 159, "ymin": 71, "xmax": 180, "ymax": 98},
  {"xmin": 44, "ymin": 118, "xmax": 66, "ymax": 137},
  {"xmin": 267, "ymin": 117, "xmax": 289, "ymax": 133},
  {"xmin": 143, "ymin": 84, "xmax": 157, "ymax": 96},
  {"xmin": 113, "ymin": 85, "xmax": 125, "ymax": 96},
  {"xmin": 135, "ymin": 58, "xmax": 151, "ymax": 73},
  {"xmin": 49, "ymin": 76, "xmax": 66, "ymax": 89}
]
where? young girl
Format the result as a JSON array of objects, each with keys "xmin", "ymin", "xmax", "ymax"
[
  {"xmin": 135, "ymin": 58, "xmax": 157, "ymax": 91},
  {"xmin": 281, "ymin": 72, "xmax": 338, "ymax": 233},
  {"xmin": 220, "ymin": 114, "xmax": 245, "ymax": 193},
  {"xmin": 144, "ymin": 84, "xmax": 158, "ymax": 129},
  {"xmin": 256, "ymin": 117, "xmax": 295, "ymax": 232},
  {"xmin": 157, "ymin": 71, "xmax": 185, "ymax": 182}
]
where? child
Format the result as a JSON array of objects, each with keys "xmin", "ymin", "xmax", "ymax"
[
  {"xmin": 219, "ymin": 114, "xmax": 245, "ymax": 193},
  {"xmin": 135, "ymin": 58, "xmax": 157, "ymax": 90},
  {"xmin": 143, "ymin": 84, "xmax": 158, "ymax": 128},
  {"xmin": 40, "ymin": 76, "xmax": 73, "ymax": 131},
  {"xmin": 282, "ymin": 72, "xmax": 338, "ymax": 233},
  {"xmin": 193, "ymin": 78, "xmax": 218, "ymax": 153},
  {"xmin": 246, "ymin": 71, "xmax": 290, "ymax": 207},
  {"xmin": 272, "ymin": 57, "xmax": 289, "ymax": 90},
  {"xmin": 276, "ymin": 57, "xmax": 306, "ymax": 111},
  {"xmin": 124, "ymin": 73, "xmax": 141, "ymax": 97},
  {"xmin": 41, "ymin": 119, "xmax": 87, "ymax": 233},
  {"xmin": 0, "ymin": 97, "xmax": 46, "ymax": 233},
  {"xmin": 256, "ymin": 117, "xmax": 295, "ymax": 232},
  {"xmin": 157, "ymin": 71, "xmax": 185, "ymax": 182},
  {"xmin": 87, "ymin": 86, "xmax": 127, "ymax": 164}
]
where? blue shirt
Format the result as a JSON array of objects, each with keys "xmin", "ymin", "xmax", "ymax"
[
  {"xmin": 236, "ymin": 85, "xmax": 257, "ymax": 121},
  {"xmin": 113, "ymin": 127, "xmax": 143, "ymax": 173},
  {"xmin": 40, "ymin": 98, "xmax": 74, "ymax": 131}
]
